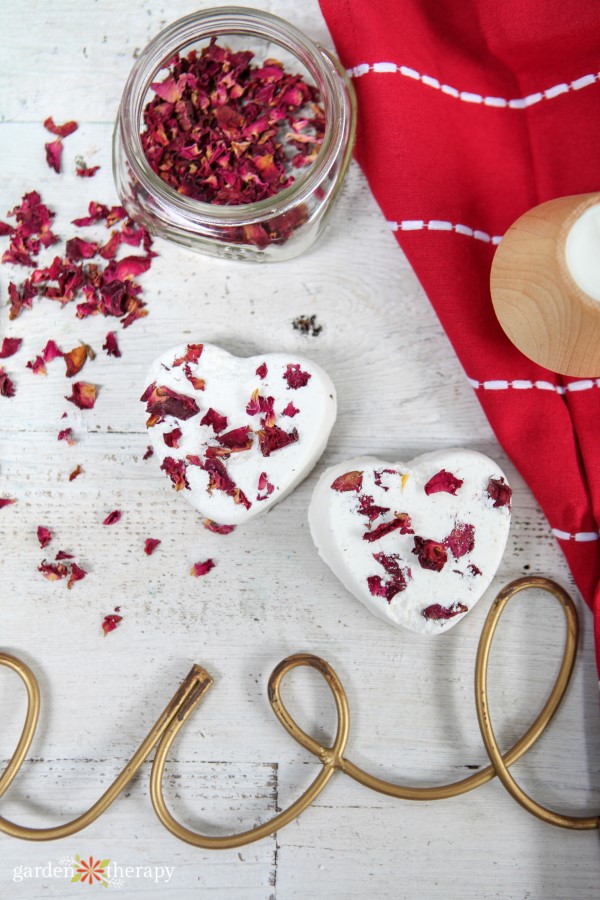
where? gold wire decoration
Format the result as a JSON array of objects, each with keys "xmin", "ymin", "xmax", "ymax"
[{"xmin": 0, "ymin": 576, "xmax": 598, "ymax": 847}]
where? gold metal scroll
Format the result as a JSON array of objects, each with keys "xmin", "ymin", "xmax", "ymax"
[{"xmin": 1, "ymin": 576, "xmax": 598, "ymax": 847}]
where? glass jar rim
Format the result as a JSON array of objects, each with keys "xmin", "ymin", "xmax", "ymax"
[{"xmin": 117, "ymin": 6, "xmax": 351, "ymax": 224}]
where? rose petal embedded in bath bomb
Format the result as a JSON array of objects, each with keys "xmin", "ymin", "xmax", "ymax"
[
  {"xmin": 308, "ymin": 450, "xmax": 511, "ymax": 635},
  {"xmin": 143, "ymin": 343, "xmax": 337, "ymax": 524}
]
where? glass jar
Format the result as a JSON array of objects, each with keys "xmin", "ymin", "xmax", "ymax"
[{"xmin": 113, "ymin": 7, "xmax": 356, "ymax": 262}]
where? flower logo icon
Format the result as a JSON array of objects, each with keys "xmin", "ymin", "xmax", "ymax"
[{"xmin": 71, "ymin": 855, "xmax": 110, "ymax": 887}]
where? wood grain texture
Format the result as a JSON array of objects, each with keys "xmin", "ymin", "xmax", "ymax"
[
  {"xmin": 490, "ymin": 193, "xmax": 600, "ymax": 377},
  {"xmin": 1, "ymin": 2, "xmax": 599, "ymax": 898}
]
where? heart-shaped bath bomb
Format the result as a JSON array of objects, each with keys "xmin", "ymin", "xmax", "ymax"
[
  {"xmin": 142, "ymin": 343, "xmax": 336, "ymax": 524},
  {"xmin": 309, "ymin": 450, "xmax": 511, "ymax": 634}
]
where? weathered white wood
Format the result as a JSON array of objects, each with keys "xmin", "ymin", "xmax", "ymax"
[{"xmin": 1, "ymin": 2, "xmax": 599, "ymax": 898}]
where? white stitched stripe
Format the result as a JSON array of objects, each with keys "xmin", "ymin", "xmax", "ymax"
[
  {"xmin": 387, "ymin": 219, "xmax": 503, "ymax": 243},
  {"xmin": 468, "ymin": 377, "xmax": 600, "ymax": 393},
  {"xmin": 347, "ymin": 64, "xmax": 600, "ymax": 108},
  {"xmin": 552, "ymin": 528, "xmax": 600, "ymax": 541}
]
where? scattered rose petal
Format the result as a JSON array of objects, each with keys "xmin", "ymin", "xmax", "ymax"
[
  {"xmin": 173, "ymin": 344, "xmax": 203, "ymax": 366},
  {"xmin": 202, "ymin": 518, "xmax": 236, "ymax": 534},
  {"xmin": 65, "ymin": 237, "xmax": 98, "ymax": 261},
  {"xmin": 0, "ymin": 498, "xmax": 17, "ymax": 509},
  {"xmin": 468, "ymin": 564, "xmax": 482, "ymax": 576},
  {"xmin": 331, "ymin": 470, "xmax": 363, "ymax": 493},
  {"xmin": 37, "ymin": 525, "xmax": 52, "ymax": 548},
  {"xmin": 67, "ymin": 562, "xmax": 87, "ymax": 590},
  {"xmin": 487, "ymin": 477, "xmax": 512, "ymax": 509},
  {"xmin": 256, "ymin": 362, "xmax": 268, "ymax": 378},
  {"xmin": 363, "ymin": 513, "xmax": 414, "ymax": 543},
  {"xmin": 0, "ymin": 367, "xmax": 16, "ymax": 397},
  {"xmin": 356, "ymin": 494, "xmax": 390, "ymax": 522},
  {"xmin": 75, "ymin": 164, "xmax": 100, "ymax": 178},
  {"xmin": 44, "ymin": 116, "xmax": 78, "ymax": 137},
  {"xmin": 141, "ymin": 382, "xmax": 199, "ymax": 426},
  {"xmin": 103, "ymin": 331, "xmax": 121, "ymax": 357},
  {"xmin": 143, "ymin": 444, "xmax": 154, "ymax": 460},
  {"xmin": 0, "ymin": 338, "xmax": 22, "ymax": 359},
  {"xmin": 39, "ymin": 560, "xmax": 68, "ymax": 581},
  {"xmin": 65, "ymin": 381, "xmax": 97, "ymax": 409},
  {"xmin": 64, "ymin": 343, "xmax": 94, "ymax": 377},
  {"xmin": 257, "ymin": 423, "xmax": 298, "ymax": 457},
  {"xmin": 422, "ymin": 602, "xmax": 468, "ymax": 621},
  {"xmin": 163, "ymin": 427, "xmax": 182, "ymax": 448},
  {"xmin": 45, "ymin": 139, "xmax": 63, "ymax": 173},
  {"xmin": 412, "ymin": 537, "xmax": 448, "ymax": 571},
  {"xmin": 282, "ymin": 401, "xmax": 299, "ymax": 417},
  {"xmin": 55, "ymin": 550, "xmax": 74, "ymax": 560},
  {"xmin": 0, "ymin": 220, "xmax": 14, "ymax": 236},
  {"xmin": 445, "ymin": 523, "xmax": 475, "ymax": 558},
  {"xmin": 102, "ymin": 613, "xmax": 123, "ymax": 636},
  {"xmin": 42, "ymin": 340, "xmax": 63, "ymax": 363},
  {"xmin": 283, "ymin": 363, "xmax": 311, "ymax": 389},
  {"xmin": 183, "ymin": 363, "xmax": 205, "ymax": 390},
  {"xmin": 200, "ymin": 408, "xmax": 228, "ymax": 434},
  {"xmin": 69, "ymin": 464, "xmax": 83, "ymax": 481},
  {"xmin": 144, "ymin": 538, "xmax": 161, "ymax": 555},
  {"xmin": 58, "ymin": 427, "xmax": 76, "ymax": 445},
  {"xmin": 26, "ymin": 355, "xmax": 47, "ymax": 376},
  {"xmin": 114, "ymin": 255, "xmax": 152, "ymax": 281},
  {"xmin": 190, "ymin": 558, "xmax": 215, "ymax": 577},
  {"xmin": 424, "ymin": 469, "xmax": 464, "ymax": 496},
  {"xmin": 215, "ymin": 425, "xmax": 253, "ymax": 453},
  {"xmin": 103, "ymin": 509, "xmax": 122, "ymax": 525},
  {"xmin": 160, "ymin": 456, "xmax": 189, "ymax": 491}
]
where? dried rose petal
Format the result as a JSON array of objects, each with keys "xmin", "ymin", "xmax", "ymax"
[
  {"xmin": 173, "ymin": 344, "xmax": 204, "ymax": 366},
  {"xmin": 487, "ymin": 477, "xmax": 512, "ymax": 509},
  {"xmin": 203, "ymin": 518, "xmax": 236, "ymax": 534},
  {"xmin": 55, "ymin": 550, "xmax": 74, "ymax": 560},
  {"xmin": 27, "ymin": 355, "xmax": 47, "ymax": 376},
  {"xmin": 424, "ymin": 469, "xmax": 464, "ymax": 496},
  {"xmin": 183, "ymin": 363, "xmax": 205, "ymax": 390},
  {"xmin": 422, "ymin": 602, "xmax": 468, "ymax": 621},
  {"xmin": 58, "ymin": 427, "xmax": 76, "ymax": 445},
  {"xmin": 256, "ymin": 362, "xmax": 268, "ymax": 379},
  {"xmin": 412, "ymin": 537, "xmax": 448, "ymax": 571},
  {"xmin": 161, "ymin": 456, "xmax": 189, "ymax": 491},
  {"xmin": 99, "ymin": 232, "xmax": 121, "ymax": 260},
  {"xmin": 114, "ymin": 255, "xmax": 152, "ymax": 281},
  {"xmin": 0, "ymin": 338, "xmax": 22, "ymax": 359},
  {"xmin": 42, "ymin": 340, "xmax": 63, "ymax": 363},
  {"xmin": 141, "ymin": 382, "xmax": 199, "ymax": 426},
  {"xmin": 0, "ymin": 498, "xmax": 17, "ymax": 509},
  {"xmin": 282, "ymin": 401, "xmax": 299, "ymax": 417},
  {"xmin": 163, "ymin": 427, "xmax": 182, "ymax": 448},
  {"xmin": 373, "ymin": 469, "xmax": 396, "ymax": 491},
  {"xmin": 445, "ymin": 523, "xmax": 475, "ymax": 558},
  {"xmin": 66, "ymin": 382, "xmax": 97, "ymax": 409},
  {"xmin": 0, "ymin": 367, "xmax": 16, "ymax": 397},
  {"xmin": 331, "ymin": 471, "xmax": 363, "ymax": 492},
  {"xmin": 64, "ymin": 343, "xmax": 94, "ymax": 377},
  {"xmin": 283, "ymin": 363, "xmax": 311, "ymax": 389},
  {"xmin": 72, "ymin": 201, "xmax": 109, "ymax": 227},
  {"xmin": 44, "ymin": 116, "xmax": 78, "ymax": 137},
  {"xmin": 356, "ymin": 494, "xmax": 390, "ymax": 522},
  {"xmin": 39, "ymin": 560, "xmax": 68, "ymax": 581},
  {"xmin": 45, "ymin": 139, "xmax": 63, "ymax": 173},
  {"xmin": 102, "ymin": 613, "xmax": 123, "ymax": 636},
  {"xmin": 37, "ymin": 525, "xmax": 52, "ymax": 548},
  {"xmin": 246, "ymin": 389, "xmax": 275, "ymax": 424},
  {"xmin": 144, "ymin": 538, "xmax": 161, "ymax": 555},
  {"xmin": 103, "ymin": 331, "xmax": 121, "ymax": 357},
  {"xmin": 196, "ymin": 457, "xmax": 251, "ymax": 509},
  {"xmin": 69, "ymin": 464, "xmax": 83, "ymax": 481},
  {"xmin": 75, "ymin": 164, "xmax": 100, "ymax": 178},
  {"xmin": 363, "ymin": 513, "xmax": 414, "ymax": 543},
  {"xmin": 200, "ymin": 408, "xmax": 228, "ymax": 433},
  {"xmin": 190, "ymin": 558, "xmax": 215, "ymax": 577},
  {"xmin": 103, "ymin": 509, "xmax": 122, "ymax": 525},
  {"xmin": 216, "ymin": 425, "xmax": 253, "ymax": 452},
  {"xmin": 0, "ymin": 220, "xmax": 14, "ymax": 236},
  {"xmin": 67, "ymin": 562, "xmax": 87, "ymax": 590},
  {"xmin": 65, "ymin": 237, "xmax": 98, "ymax": 261},
  {"xmin": 143, "ymin": 445, "xmax": 154, "ymax": 460},
  {"xmin": 257, "ymin": 470, "xmax": 275, "ymax": 500},
  {"xmin": 257, "ymin": 423, "xmax": 298, "ymax": 457},
  {"xmin": 467, "ymin": 564, "xmax": 482, "ymax": 576}
]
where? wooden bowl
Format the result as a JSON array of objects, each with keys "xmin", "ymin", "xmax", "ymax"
[{"xmin": 490, "ymin": 192, "xmax": 600, "ymax": 377}]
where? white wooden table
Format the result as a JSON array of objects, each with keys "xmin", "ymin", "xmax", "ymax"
[{"xmin": 1, "ymin": 2, "xmax": 598, "ymax": 897}]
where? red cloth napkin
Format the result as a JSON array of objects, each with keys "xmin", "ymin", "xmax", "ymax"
[{"xmin": 319, "ymin": 0, "xmax": 600, "ymax": 673}]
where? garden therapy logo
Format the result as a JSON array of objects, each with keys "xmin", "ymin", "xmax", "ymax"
[{"xmin": 12, "ymin": 856, "xmax": 174, "ymax": 886}]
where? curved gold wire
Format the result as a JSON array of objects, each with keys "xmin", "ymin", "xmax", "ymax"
[
  {"xmin": 475, "ymin": 576, "xmax": 599, "ymax": 830},
  {"xmin": 0, "ymin": 576, "xmax": 597, "ymax": 846}
]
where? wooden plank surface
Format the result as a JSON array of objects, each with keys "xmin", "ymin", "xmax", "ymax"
[{"xmin": 1, "ymin": 2, "xmax": 599, "ymax": 898}]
